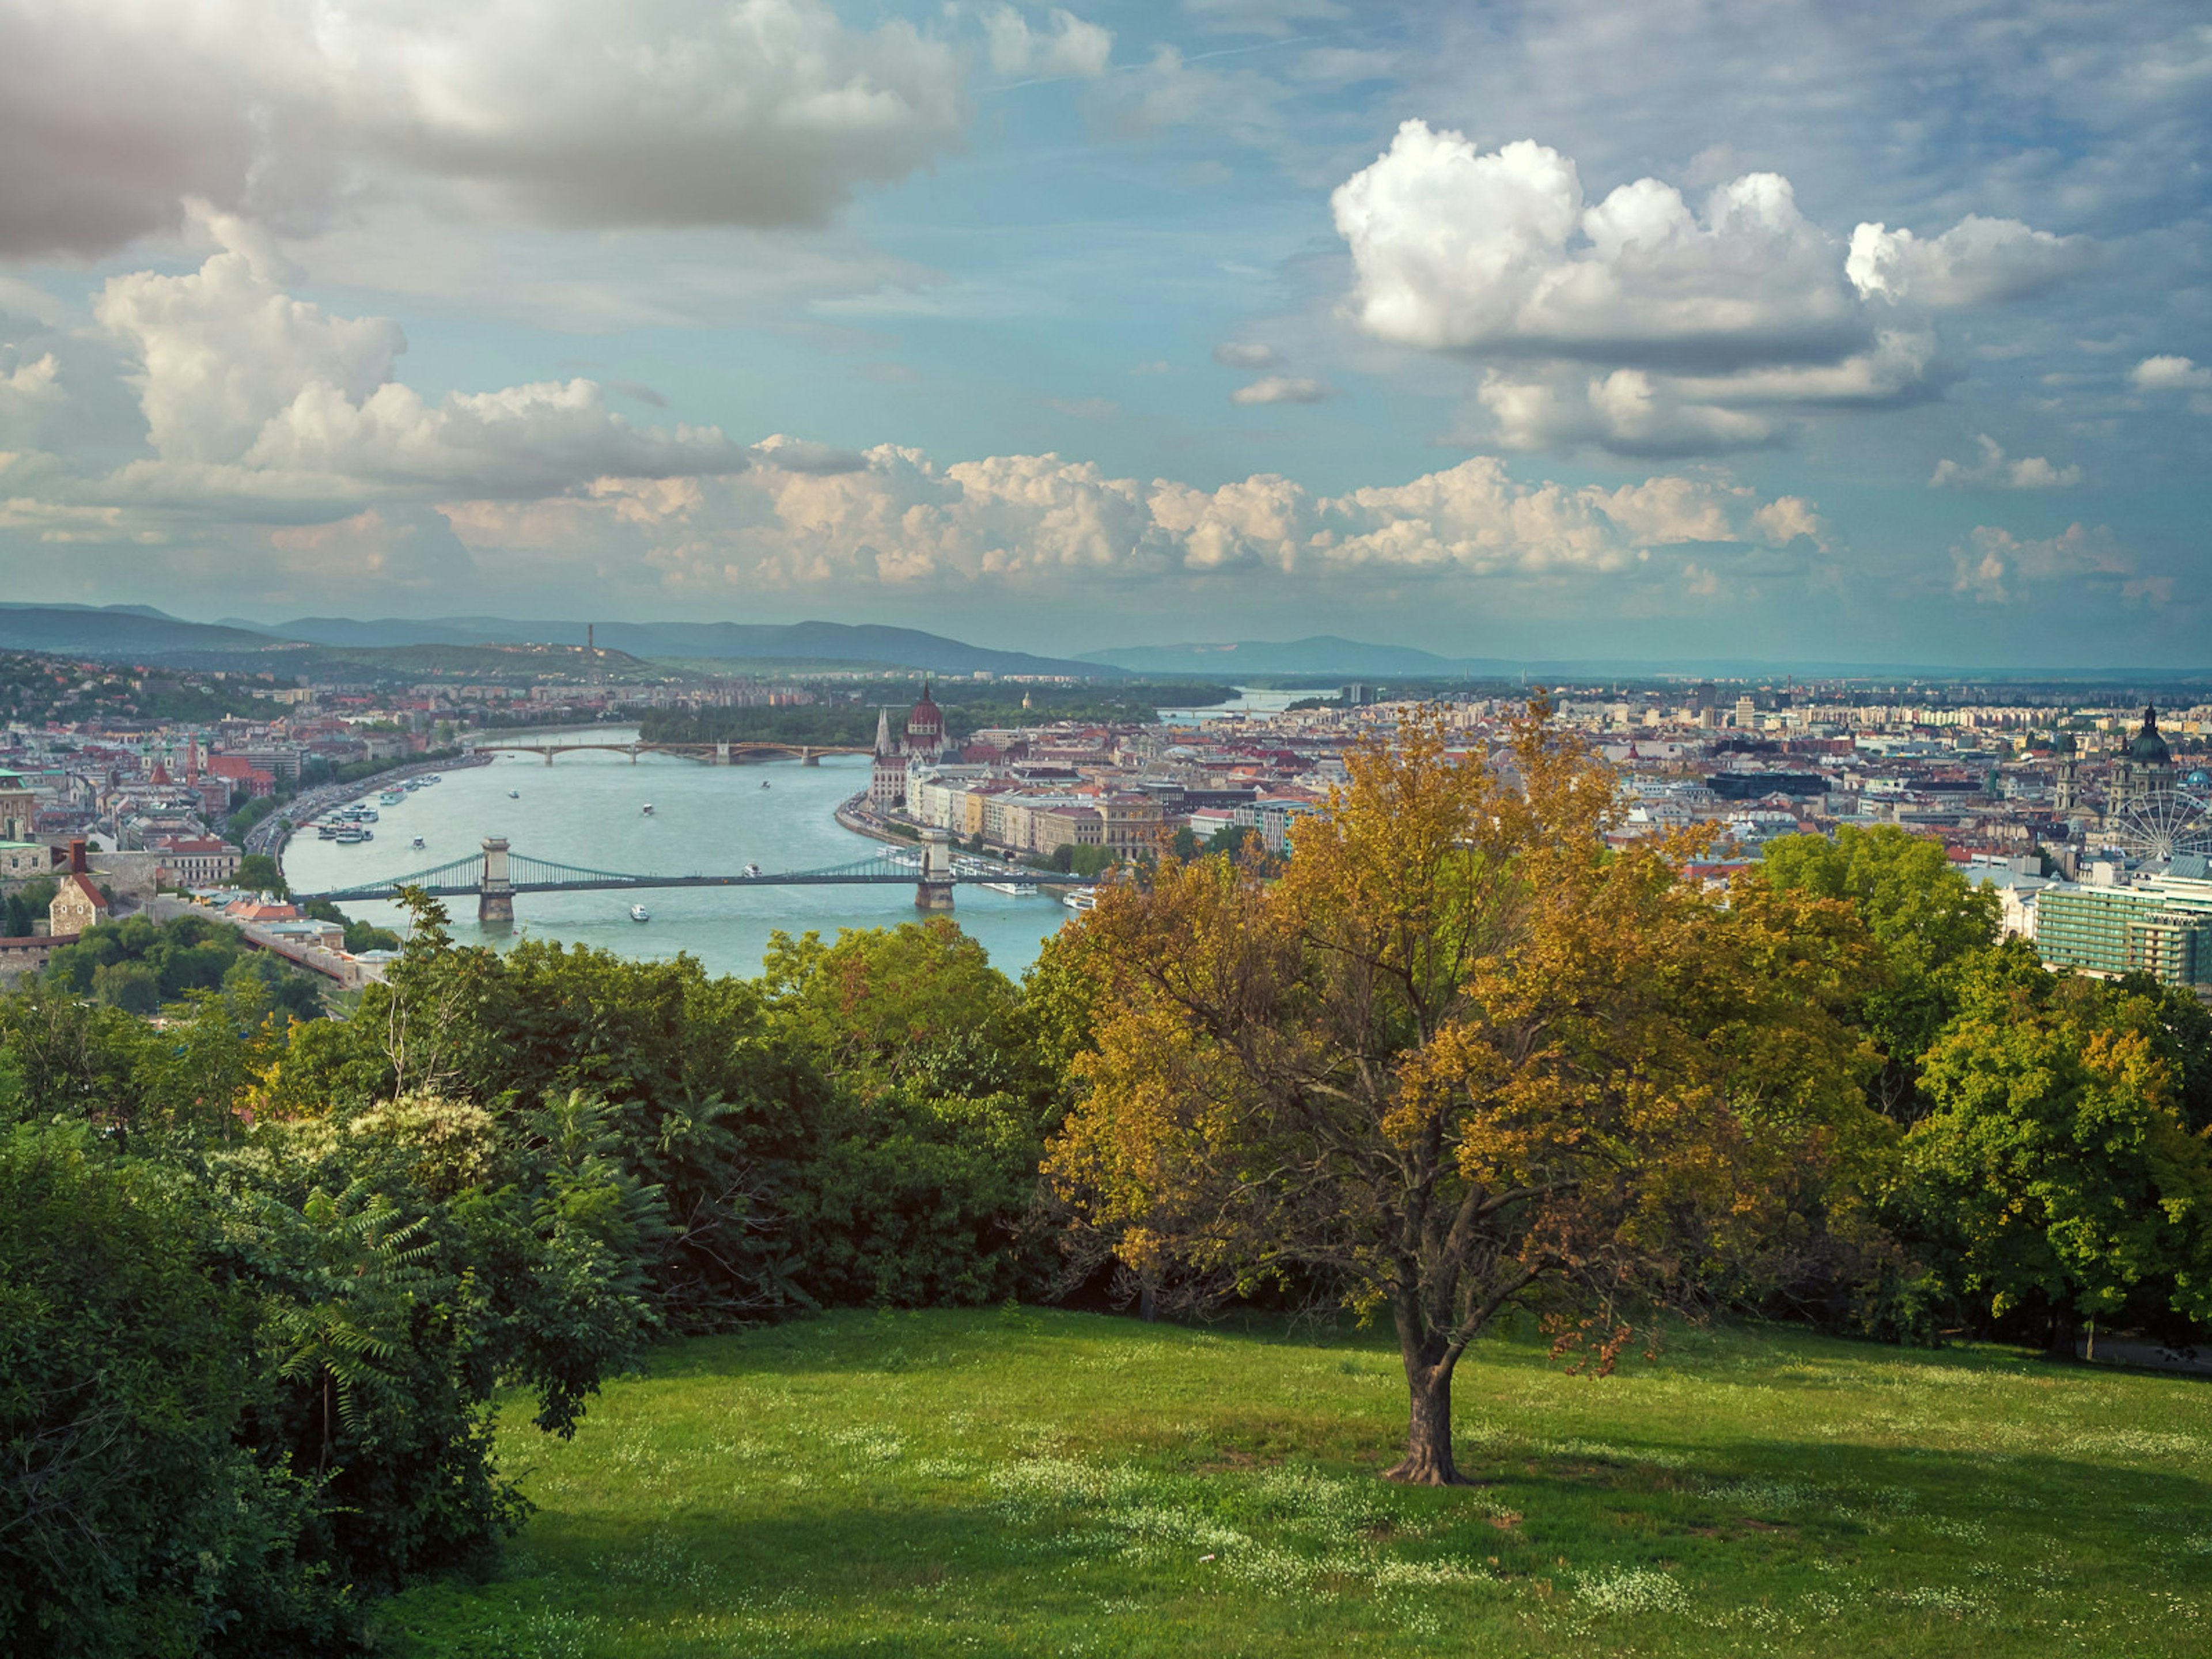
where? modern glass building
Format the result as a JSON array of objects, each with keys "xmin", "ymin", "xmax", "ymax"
[{"xmin": 2036, "ymin": 858, "xmax": 2212, "ymax": 987}]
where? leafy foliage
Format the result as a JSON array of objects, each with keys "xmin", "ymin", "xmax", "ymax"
[{"xmin": 1048, "ymin": 707, "xmax": 1875, "ymax": 1482}]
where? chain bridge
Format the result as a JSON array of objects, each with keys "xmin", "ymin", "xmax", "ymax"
[
  {"xmin": 296, "ymin": 834, "xmax": 1051, "ymax": 922},
  {"xmin": 467, "ymin": 740, "xmax": 872, "ymax": 766}
]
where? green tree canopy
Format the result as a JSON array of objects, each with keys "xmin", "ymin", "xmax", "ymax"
[{"xmin": 1910, "ymin": 944, "xmax": 2212, "ymax": 1355}]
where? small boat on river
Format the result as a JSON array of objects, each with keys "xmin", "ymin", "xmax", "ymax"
[
  {"xmin": 628, "ymin": 904, "xmax": 651, "ymax": 923},
  {"xmin": 507, "ymin": 789, "xmax": 520, "ymax": 799},
  {"xmin": 641, "ymin": 803, "xmax": 653, "ymax": 816}
]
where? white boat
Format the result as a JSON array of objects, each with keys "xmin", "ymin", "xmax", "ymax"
[
  {"xmin": 743, "ymin": 862, "xmax": 763, "ymax": 878},
  {"xmin": 641, "ymin": 803, "xmax": 654, "ymax": 815},
  {"xmin": 629, "ymin": 904, "xmax": 651, "ymax": 923},
  {"xmin": 411, "ymin": 836, "xmax": 425, "ymax": 850},
  {"xmin": 378, "ymin": 791, "xmax": 404, "ymax": 806},
  {"xmin": 508, "ymin": 789, "xmax": 520, "ymax": 799},
  {"xmin": 981, "ymin": 881, "xmax": 1030, "ymax": 896},
  {"xmin": 1063, "ymin": 888, "xmax": 1097, "ymax": 914},
  {"xmin": 357, "ymin": 809, "xmax": 378, "ymax": 822}
]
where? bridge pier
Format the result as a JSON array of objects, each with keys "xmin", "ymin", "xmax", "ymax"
[
  {"xmin": 478, "ymin": 835, "xmax": 515, "ymax": 927},
  {"xmin": 802, "ymin": 747, "xmax": 820, "ymax": 766},
  {"xmin": 715, "ymin": 741, "xmax": 730, "ymax": 766},
  {"xmin": 916, "ymin": 828, "xmax": 955, "ymax": 911},
  {"xmin": 544, "ymin": 749, "xmax": 554, "ymax": 765}
]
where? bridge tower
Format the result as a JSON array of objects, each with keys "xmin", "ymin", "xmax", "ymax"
[
  {"xmin": 715, "ymin": 740, "xmax": 730, "ymax": 765},
  {"xmin": 916, "ymin": 827, "xmax": 955, "ymax": 912},
  {"xmin": 479, "ymin": 836, "xmax": 515, "ymax": 927}
]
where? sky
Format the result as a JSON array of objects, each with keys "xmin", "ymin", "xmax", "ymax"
[{"xmin": 0, "ymin": 0, "xmax": 2207, "ymax": 668}]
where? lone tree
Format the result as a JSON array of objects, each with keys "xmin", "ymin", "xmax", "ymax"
[{"xmin": 1047, "ymin": 704, "xmax": 1869, "ymax": 1483}]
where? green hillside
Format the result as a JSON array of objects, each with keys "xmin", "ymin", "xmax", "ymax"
[{"xmin": 384, "ymin": 1310, "xmax": 2211, "ymax": 1658}]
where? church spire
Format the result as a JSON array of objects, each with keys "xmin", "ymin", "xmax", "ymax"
[{"xmin": 874, "ymin": 704, "xmax": 893, "ymax": 756}]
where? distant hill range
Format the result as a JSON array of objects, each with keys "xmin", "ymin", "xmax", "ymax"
[
  {"xmin": 0, "ymin": 604, "xmax": 1119, "ymax": 679},
  {"xmin": 5, "ymin": 605, "xmax": 2207, "ymax": 683},
  {"xmin": 0, "ymin": 603, "xmax": 281, "ymax": 658}
]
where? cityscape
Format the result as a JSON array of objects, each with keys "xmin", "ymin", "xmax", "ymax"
[
  {"xmin": 10, "ymin": 611, "xmax": 2212, "ymax": 999},
  {"xmin": 3, "ymin": 2, "xmax": 2209, "ymax": 1656}
]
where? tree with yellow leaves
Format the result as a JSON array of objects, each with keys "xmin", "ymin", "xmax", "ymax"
[{"xmin": 1046, "ymin": 703, "xmax": 1877, "ymax": 1483}]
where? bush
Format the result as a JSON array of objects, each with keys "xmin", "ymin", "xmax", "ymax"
[{"xmin": 0, "ymin": 1123, "xmax": 344, "ymax": 1657}]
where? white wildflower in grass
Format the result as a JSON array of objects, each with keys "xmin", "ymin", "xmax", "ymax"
[
  {"xmin": 1371, "ymin": 1556, "xmax": 1501, "ymax": 1590},
  {"xmin": 2065, "ymin": 1429, "xmax": 2206, "ymax": 1464},
  {"xmin": 1575, "ymin": 1565, "xmax": 1689, "ymax": 1615},
  {"xmin": 1888, "ymin": 1584, "xmax": 1995, "ymax": 1618},
  {"xmin": 2181, "ymin": 1534, "xmax": 2212, "ymax": 1555},
  {"xmin": 1926, "ymin": 1517, "xmax": 1988, "ymax": 1544},
  {"xmin": 827, "ymin": 1426, "xmax": 906, "ymax": 1462},
  {"xmin": 912, "ymin": 1457, "xmax": 976, "ymax": 1479},
  {"xmin": 1698, "ymin": 1476, "xmax": 1820, "ymax": 1511}
]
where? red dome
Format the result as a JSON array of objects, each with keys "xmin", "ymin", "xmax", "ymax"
[{"xmin": 906, "ymin": 680, "xmax": 942, "ymax": 737}]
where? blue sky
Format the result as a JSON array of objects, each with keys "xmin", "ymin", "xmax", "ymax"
[{"xmin": 0, "ymin": 1, "xmax": 2206, "ymax": 666}]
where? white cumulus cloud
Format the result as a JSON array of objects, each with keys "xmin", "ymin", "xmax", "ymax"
[
  {"xmin": 983, "ymin": 6, "xmax": 1112, "ymax": 78},
  {"xmin": 1331, "ymin": 123, "xmax": 1862, "ymax": 367},
  {"xmin": 1930, "ymin": 434, "xmax": 2081, "ymax": 490},
  {"xmin": 2131, "ymin": 355, "xmax": 2212, "ymax": 412},
  {"xmin": 1230, "ymin": 376, "xmax": 1334, "ymax": 405},
  {"xmin": 90, "ymin": 229, "xmax": 749, "ymax": 502},
  {"xmin": 1844, "ymin": 217, "xmax": 2095, "ymax": 308},
  {"xmin": 446, "ymin": 446, "xmax": 1818, "ymax": 597},
  {"xmin": 1331, "ymin": 121, "xmax": 2085, "ymax": 456},
  {"xmin": 0, "ymin": 0, "xmax": 971, "ymax": 256}
]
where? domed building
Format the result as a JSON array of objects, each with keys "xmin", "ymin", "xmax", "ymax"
[
  {"xmin": 2110, "ymin": 704, "xmax": 2175, "ymax": 813},
  {"xmin": 868, "ymin": 680, "xmax": 948, "ymax": 813},
  {"xmin": 904, "ymin": 680, "xmax": 945, "ymax": 761}
]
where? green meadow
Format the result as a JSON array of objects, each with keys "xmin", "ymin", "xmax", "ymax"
[{"xmin": 384, "ymin": 1310, "xmax": 2212, "ymax": 1657}]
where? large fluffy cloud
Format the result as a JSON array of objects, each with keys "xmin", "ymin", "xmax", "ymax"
[
  {"xmin": 1332, "ymin": 121, "xmax": 2087, "ymax": 455},
  {"xmin": 0, "ymin": 0, "xmax": 970, "ymax": 256},
  {"xmin": 89, "ymin": 225, "xmax": 750, "ymax": 502},
  {"xmin": 1332, "ymin": 127, "xmax": 1861, "ymax": 368}
]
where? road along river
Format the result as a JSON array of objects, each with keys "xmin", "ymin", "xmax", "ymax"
[{"xmin": 279, "ymin": 743, "xmax": 1073, "ymax": 979}]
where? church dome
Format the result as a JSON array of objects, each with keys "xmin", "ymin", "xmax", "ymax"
[
  {"xmin": 906, "ymin": 680, "xmax": 943, "ymax": 740},
  {"xmin": 2127, "ymin": 705, "xmax": 2172, "ymax": 764}
]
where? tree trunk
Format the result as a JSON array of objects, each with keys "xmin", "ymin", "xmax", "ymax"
[
  {"xmin": 1384, "ymin": 1355, "xmax": 1467, "ymax": 1484},
  {"xmin": 2045, "ymin": 1303, "xmax": 2080, "ymax": 1363},
  {"xmin": 1138, "ymin": 1276, "xmax": 1158, "ymax": 1323}
]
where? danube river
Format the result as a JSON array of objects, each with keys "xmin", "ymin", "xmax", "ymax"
[{"xmin": 279, "ymin": 740, "xmax": 1073, "ymax": 980}]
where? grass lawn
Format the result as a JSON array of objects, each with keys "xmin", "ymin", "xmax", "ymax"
[{"xmin": 382, "ymin": 1308, "xmax": 2211, "ymax": 1657}]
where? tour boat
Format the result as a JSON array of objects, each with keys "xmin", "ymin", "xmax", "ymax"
[
  {"xmin": 378, "ymin": 790, "xmax": 404, "ymax": 806},
  {"xmin": 629, "ymin": 904, "xmax": 651, "ymax": 923},
  {"xmin": 357, "ymin": 809, "xmax": 378, "ymax": 822},
  {"xmin": 981, "ymin": 881, "xmax": 1030, "ymax": 896},
  {"xmin": 1062, "ymin": 888, "xmax": 1097, "ymax": 914},
  {"xmin": 744, "ymin": 862, "xmax": 763, "ymax": 878},
  {"xmin": 317, "ymin": 824, "xmax": 339, "ymax": 839},
  {"xmin": 335, "ymin": 828, "xmax": 367, "ymax": 844}
]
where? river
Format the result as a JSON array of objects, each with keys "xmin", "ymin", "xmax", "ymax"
[{"xmin": 278, "ymin": 738, "xmax": 1074, "ymax": 980}]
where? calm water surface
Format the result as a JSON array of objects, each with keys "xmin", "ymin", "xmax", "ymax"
[{"xmin": 279, "ymin": 740, "xmax": 1071, "ymax": 980}]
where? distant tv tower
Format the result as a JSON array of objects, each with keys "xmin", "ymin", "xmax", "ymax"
[{"xmin": 588, "ymin": 623, "xmax": 600, "ymax": 688}]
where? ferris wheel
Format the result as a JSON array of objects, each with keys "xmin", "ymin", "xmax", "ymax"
[{"xmin": 2109, "ymin": 787, "xmax": 2212, "ymax": 865}]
